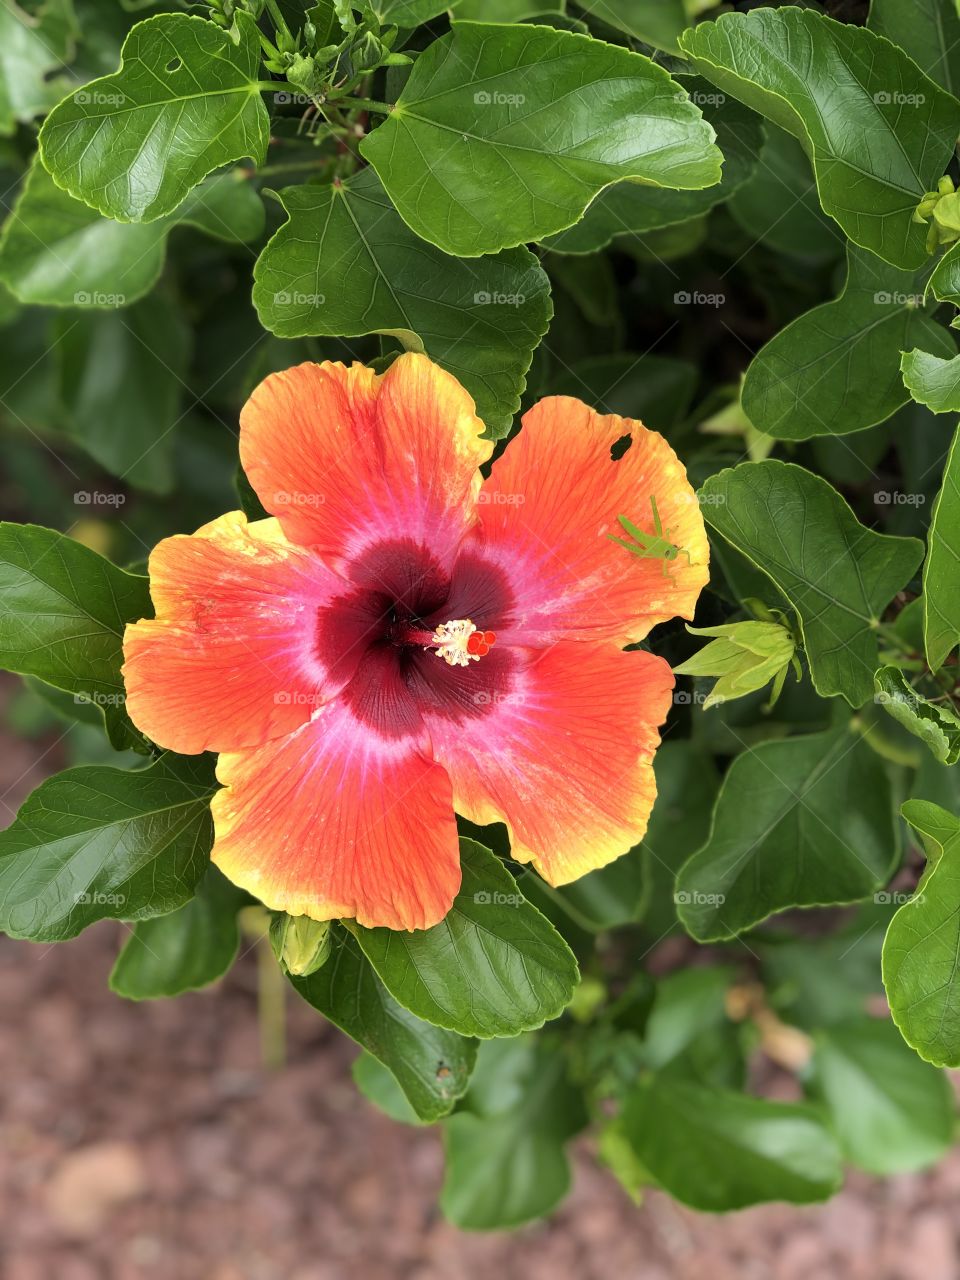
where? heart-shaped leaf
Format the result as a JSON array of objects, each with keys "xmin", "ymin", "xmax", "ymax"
[
  {"xmin": 0, "ymin": 522, "xmax": 152, "ymax": 750},
  {"xmin": 0, "ymin": 159, "xmax": 264, "ymax": 307},
  {"xmin": 351, "ymin": 840, "xmax": 579, "ymax": 1037},
  {"xmin": 290, "ymin": 927, "xmax": 477, "ymax": 1122},
  {"xmin": 440, "ymin": 1038, "xmax": 588, "ymax": 1229},
  {"xmin": 252, "ymin": 170, "xmax": 551, "ymax": 437},
  {"xmin": 681, "ymin": 7, "xmax": 960, "ymax": 268},
  {"xmin": 619, "ymin": 1077, "xmax": 842, "ymax": 1210},
  {"xmin": 812, "ymin": 1018, "xmax": 954, "ymax": 1175},
  {"xmin": 743, "ymin": 246, "xmax": 955, "ymax": 439},
  {"xmin": 542, "ymin": 86, "xmax": 761, "ymax": 253},
  {"xmin": 39, "ymin": 12, "xmax": 269, "ymax": 222},
  {"xmin": 361, "ymin": 20, "xmax": 722, "ymax": 256},
  {"xmin": 109, "ymin": 865, "xmax": 244, "ymax": 999},
  {"xmin": 0, "ymin": 753, "xmax": 216, "ymax": 942},
  {"xmin": 699, "ymin": 461, "xmax": 924, "ymax": 706},
  {"xmin": 676, "ymin": 728, "xmax": 897, "ymax": 941}
]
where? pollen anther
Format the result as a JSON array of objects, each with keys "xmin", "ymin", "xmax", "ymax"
[{"xmin": 430, "ymin": 619, "xmax": 497, "ymax": 666}]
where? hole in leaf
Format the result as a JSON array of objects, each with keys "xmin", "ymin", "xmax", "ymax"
[
  {"xmin": 165, "ymin": 56, "xmax": 182, "ymax": 72},
  {"xmin": 610, "ymin": 433, "xmax": 632, "ymax": 461}
]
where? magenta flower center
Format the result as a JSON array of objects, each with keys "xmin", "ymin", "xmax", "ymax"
[{"xmin": 316, "ymin": 538, "xmax": 517, "ymax": 737}]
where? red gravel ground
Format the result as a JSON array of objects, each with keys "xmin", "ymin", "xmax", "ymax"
[{"xmin": 3, "ymin": 700, "xmax": 960, "ymax": 1280}]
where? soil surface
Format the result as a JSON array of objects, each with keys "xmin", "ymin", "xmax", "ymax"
[{"xmin": 3, "ymin": 705, "xmax": 960, "ymax": 1280}]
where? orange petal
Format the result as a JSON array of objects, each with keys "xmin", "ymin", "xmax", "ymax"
[
  {"xmin": 123, "ymin": 512, "xmax": 348, "ymax": 755},
  {"xmin": 476, "ymin": 396, "xmax": 709, "ymax": 645},
  {"xmin": 239, "ymin": 353, "xmax": 492, "ymax": 569},
  {"xmin": 212, "ymin": 703, "xmax": 460, "ymax": 930},
  {"xmin": 424, "ymin": 642, "xmax": 674, "ymax": 885}
]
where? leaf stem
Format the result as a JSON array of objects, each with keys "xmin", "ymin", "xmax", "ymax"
[{"xmin": 339, "ymin": 96, "xmax": 394, "ymax": 115}]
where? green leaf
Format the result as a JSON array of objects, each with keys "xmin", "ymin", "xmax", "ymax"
[
  {"xmin": 901, "ymin": 798, "xmax": 960, "ymax": 862},
  {"xmin": 677, "ymin": 728, "xmax": 897, "ymax": 941},
  {"xmin": 883, "ymin": 810, "xmax": 960, "ymax": 1066},
  {"xmin": 642, "ymin": 967, "xmax": 738, "ymax": 1084},
  {"xmin": 0, "ymin": 522, "xmax": 152, "ymax": 750},
  {"xmin": 290, "ymin": 927, "xmax": 477, "ymax": 1122},
  {"xmin": 811, "ymin": 1018, "xmax": 954, "ymax": 1175},
  {"xmin": 542, "ymin": 86, "xmax": 760, "ymax": 253},
  {"xmin": 681, "ymin": 7, "xmax": 960, "ymax": 268},
  {"xmin": 455, "ymin": 0, "xmax": 563, "ymax": 18},
  {"xmin": 351, "ymin": 1051, "xmax": 427, "ymax": 1126},
  {"xmin": 874, "ymin": 666, "xmax": 960, "ymax": 765},
  {"xmin": 0, "ymin": 0, "xmax": 75, "ymax": 136},
  {"xmin": 727, "ymin": 123, "xmax": 841, "ymax": 263},
  {"xmin": 699, "ymin": 460, "xmax": 924, "ymax": 706},
  {"xmin": 547, "ymin": 353, "xmax": 697, "ymax": 432},
  {"xmin": 109, "ymin": 865, "xmax": 244, "ymax": 999},
  {"xmin": 440, "ymin": 1038, "xmax": 588, "ymax": 1229},
  {"xmin": 928, "ymin": 238, "xmax": 960, "ymax": 305},
  {"xmin": 0, "ymin": 160, "xmax": 265, "ymax": 308},
  {"xmin": 758, "ymin": 912, "xmax": 887, "ymax": 1030},
  {"xmin": 360, "ymin": 21, "xmax": 722, "ymax": 256},
  {"xmin": 581, "ymin": 0, "xmax": 693, "ymax": 54},
  {"xmin": 351, "ymin": 840, "xmax": 578, "ymax": 1038},
  {"xmin": 901, "ymin": 348, "xmax": 960, "ymax": 414},
  {"xmin": 374, "ymin": 0, "xmax": 452, "ymax": 23},
  {"xmin": 0, "ymin": 753, "xmax": 216, "ymax": 943},
  {"xmin": 547, "ymin": 851, "xmax": 646, "ymax": 931},
  {"xmin": 39, "ymin": 13, "xmax": 270, "ymax": 223},
  {"xmin": 639, "ymin": 740, "xmax": 720, "ymax": 936},
  {"xmin": 742, "ymin": 246, "xmax": 955, "ymax": 439},
  {"xmin": 620, "ymin": 1077, "xmax": 842, "ymax": 1211},
  {"xmin": 252, "ymin": 170, "xmax": 550, "ymax": 438},
  {"xmin": 868, "ymin": 0, "xmax": 960, "ymax": 97},
  {"xmin": 55, "ymin": 294, "xmax": 190, "ymax": 493},
  {"xmin": 922, "ymin": 420, "xmax": 960, "ymax": 671}
]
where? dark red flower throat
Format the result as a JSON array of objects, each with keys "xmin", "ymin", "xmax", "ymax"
[{"xmin": 316, "ymin": 538, "xmax": 516, "ymax": 737}]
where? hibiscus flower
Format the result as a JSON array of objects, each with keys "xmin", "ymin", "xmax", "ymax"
[{"xmin": 122, "ymin": 355, "xmax": 708, "ymax": 930}]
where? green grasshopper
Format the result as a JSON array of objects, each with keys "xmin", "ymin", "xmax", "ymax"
[{"xmin": 608, "ymin": 496, "xmax": 692, "ymax": 577}]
